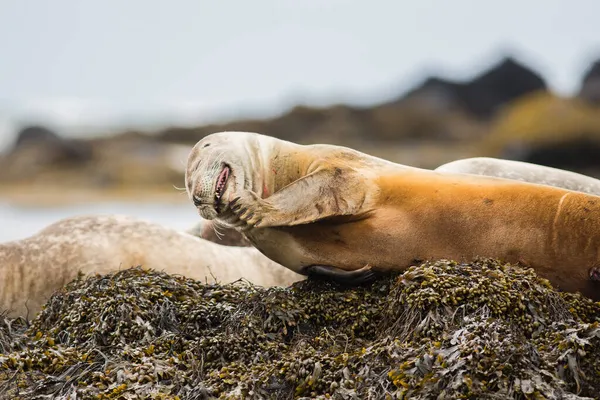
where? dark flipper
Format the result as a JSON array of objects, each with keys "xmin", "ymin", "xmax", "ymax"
[{"xmin": 304, "ymin": 264, "xmax": 378, "ymax": 286}]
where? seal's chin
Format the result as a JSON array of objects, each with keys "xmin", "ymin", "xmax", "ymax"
[{"xmin": 214, "ymin": 164, "xmax": 231, "ymax": 214}]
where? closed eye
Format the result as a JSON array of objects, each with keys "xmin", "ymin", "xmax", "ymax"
[{"xmin": 192, "ymin": 195, "xmax": 213, "ymax": 207}]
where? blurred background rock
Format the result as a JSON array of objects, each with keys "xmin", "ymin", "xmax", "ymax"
[{"xmin": 1, "ymin": 0, "xmax": 599, "ymax": 241}]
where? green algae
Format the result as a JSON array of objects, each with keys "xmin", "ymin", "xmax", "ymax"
[{"xmin": 0, "ymin": 258, "xmax": 599, "ymax": 399}]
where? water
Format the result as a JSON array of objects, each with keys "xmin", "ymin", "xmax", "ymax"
[{"xmin": 0, "ymin": 201, "xmax": 200, "ymax": 242}]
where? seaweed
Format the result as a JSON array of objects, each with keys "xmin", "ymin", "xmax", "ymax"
[{"xmin": 1, "ymin": 258, "xmax": 599, "ymax": 399}]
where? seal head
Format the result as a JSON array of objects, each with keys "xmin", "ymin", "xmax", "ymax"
[{"xmin": 185, "ymin": 131, "xmax": 268, "ymax": 224}]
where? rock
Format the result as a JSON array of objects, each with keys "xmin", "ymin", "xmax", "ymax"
[
  {"xmin": 156, "ymin": 98, "xmax": 486, "ymax": 145},
  {"xmin": 398, "ymin": 56, "xmax": 548, "ymax": 119},
  {"xmin": 463, "ymin": 57, "xmax": 547, "ymax": 118},
  {"xmin": 578, "ymin": 59, "xmax": 600, "ymax": 105},
  {"xmin": 400, "ymin": 76, "xmax": 464, "ymax": 113},
  {"xmin": 156, "ymin": 104, "xmax": 370, "ymax": 145},
  {"xmin": 8, "ymin": 125, "xmax": 92, "ymax": 167},
  {"xmin": 477, "ymin": 91, "xmax": 600, "ymax": 174},
  {"xmin": 13, "ymin": 125, "xmax": 61, "ymax": 148},
  {"xmin": 474, "ymin": 91, "xmax": 600, "ymax": 177},
  {"xmin": 501, "ymin": 137, "xmax": 600, "ymax": 177},
  {"xmin": 365, "ymin": 99, "xmax": 484, "ymax": 141}
]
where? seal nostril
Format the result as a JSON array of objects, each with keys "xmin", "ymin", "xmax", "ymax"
[{"xmin": 193, "ymin": 195, "xmax": 203, "ymax": 207}]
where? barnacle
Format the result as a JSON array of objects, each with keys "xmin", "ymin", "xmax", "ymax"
[{"xmin": 0, "ymin": 259, "xmax": 599, "ymax": 399}]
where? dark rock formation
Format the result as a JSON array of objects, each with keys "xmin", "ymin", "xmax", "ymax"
[
  {"xmin": 464, "ymin": 57, "xmax": 548, "ymax": 117},
  {"xmin": 398, "ymin": 57, "xmax": 548, "ymax": 119},
  {"xmin": 13, "ymin": 125, "xmax": 61, "ymax": 148},
  {"xmin": 0, "ymin": 125, "xmax": 93, "ymax": 183},
  {"xmin": 10, "ymin": 125, "xmax": 92, "ymax": 165},
  {"xmin": 578, "ymin": 59, "xmax": 600, "ymax": 104}
]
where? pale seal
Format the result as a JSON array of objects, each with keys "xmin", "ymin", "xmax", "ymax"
[
  {"xmin": 436, "ymin": 157, "xmax": 600, "ymax": 196},
  {"xmin": 185, "ymin": 131, "xmax": 600, "ymax": 300},
  {"xmin": 0, "ymin": 214, "xmax": 302, "ymax": 318},
  {"xmin": 186, "ymin": 219, "xmax": 251, "ymax": 247}
]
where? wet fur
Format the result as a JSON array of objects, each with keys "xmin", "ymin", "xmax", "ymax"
[{"xmin": 187, "ymin": 131, "xmax": 600, "ymax": 301}]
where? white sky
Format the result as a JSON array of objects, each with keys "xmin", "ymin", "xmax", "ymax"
[{"xmin": 0, "ymin": 0, "xmax": 599, "ymax": 146}]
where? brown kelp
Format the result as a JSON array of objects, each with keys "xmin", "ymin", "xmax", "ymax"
[{"xmin": 1, "ymin": 258, "xmax": 599, "ymax": 399}]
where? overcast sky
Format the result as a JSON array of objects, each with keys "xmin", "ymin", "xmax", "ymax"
[{"xmin": 0, "ymin": 0, "xmax": 599, "ymax": 145}]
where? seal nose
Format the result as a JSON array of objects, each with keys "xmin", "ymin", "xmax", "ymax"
[{"xmin": 192, "ymin": 195, "xmax": 203, "ymax": 207}]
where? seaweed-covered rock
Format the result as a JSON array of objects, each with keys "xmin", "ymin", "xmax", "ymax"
[
  {"xmin": 479, "ymin": 91, "xmax": 600, "ymax": 176},
  {"xmin": 1, "ymin": 259, "xmax": 600, "ymax": 399}
]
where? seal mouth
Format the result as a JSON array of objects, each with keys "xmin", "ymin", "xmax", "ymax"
[{"xmin": 214, "ymin": 164, "xmax": 231, "ymax": 213}]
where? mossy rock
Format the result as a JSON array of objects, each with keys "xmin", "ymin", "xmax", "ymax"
[
  {"xmin": 1, "ymin": 258, "xmax": 599, "ymax": 399},
  {"xmin": 479, "ymin": 91, "xmax": 600, "ymax": 156}
]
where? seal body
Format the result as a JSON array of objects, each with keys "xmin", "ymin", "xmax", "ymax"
[
  {"xmin": 436, "ymin": 157, "xmax": 600, "ymax": 196},
  {"xmin": 0, "ymin": 214, "xmax": 302, "ymax": 318},
  {"xmin": 186, "ymin": 131, "xmax": 600, "ymax": 300}
]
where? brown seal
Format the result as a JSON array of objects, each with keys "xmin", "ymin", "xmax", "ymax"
[
  {"xmin": 185, "ymin": 131, "xmax": 600, "ymax": 300},
  {"xmin": 436, "ymin": 157, "xmax": 600, "ymax": 196},
  {"xmin": 0, "ymin": 214, "xmax": 302, "ymax": 318}
]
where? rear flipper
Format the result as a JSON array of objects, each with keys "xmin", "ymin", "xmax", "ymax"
[{"xmin": 304, "ymin": 264, "xmax": 377, "ymax": 286}]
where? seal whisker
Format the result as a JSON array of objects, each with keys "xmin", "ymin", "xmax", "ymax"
[
  {"xmin": 208, "ymin": 219, "xmax": 226, "ymax": 240},
  {"xmin": 212, "ymin": 223, "xmax": 225, "ymax": 240}
]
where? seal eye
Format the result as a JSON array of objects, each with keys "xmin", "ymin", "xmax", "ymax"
[
  {"xmin": 203, "ymin": 143, "xmax": 211, "ymax": 148},
  {"xmin": 193, "ymin": 195, "xmax": 203, "ymax": 207}
]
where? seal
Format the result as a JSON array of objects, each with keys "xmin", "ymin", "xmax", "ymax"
[
  {"xmin": 436, "ymin": 157, "xmax": 600, "ymax": 196},
  {"xmin": 0, "ymin": 214, "xmax": 303, "ymax": 318},
  {"xmin": 186, "ymin": 219, "xmax": 251, "ymax": 247},
  {"xmin": 185, "ymin": 131, "xmax": 600, "ymax": 300}
]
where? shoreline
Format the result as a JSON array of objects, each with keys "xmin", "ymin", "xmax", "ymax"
[{"xmin": 0, "ymin": 185, "xmax": 190, "ymax": 207}]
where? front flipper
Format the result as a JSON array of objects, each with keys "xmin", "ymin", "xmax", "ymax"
[
  {"xmin": 304, "ymin": 264, "xmax": 377, "ymax": 286},
  {"xmin": 229, "ymin": 166, "xmax": 369, "ymax": 229},
  {"xmin": 228, "ymin": 190, "xmax": 277, "ymax": 229}
]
